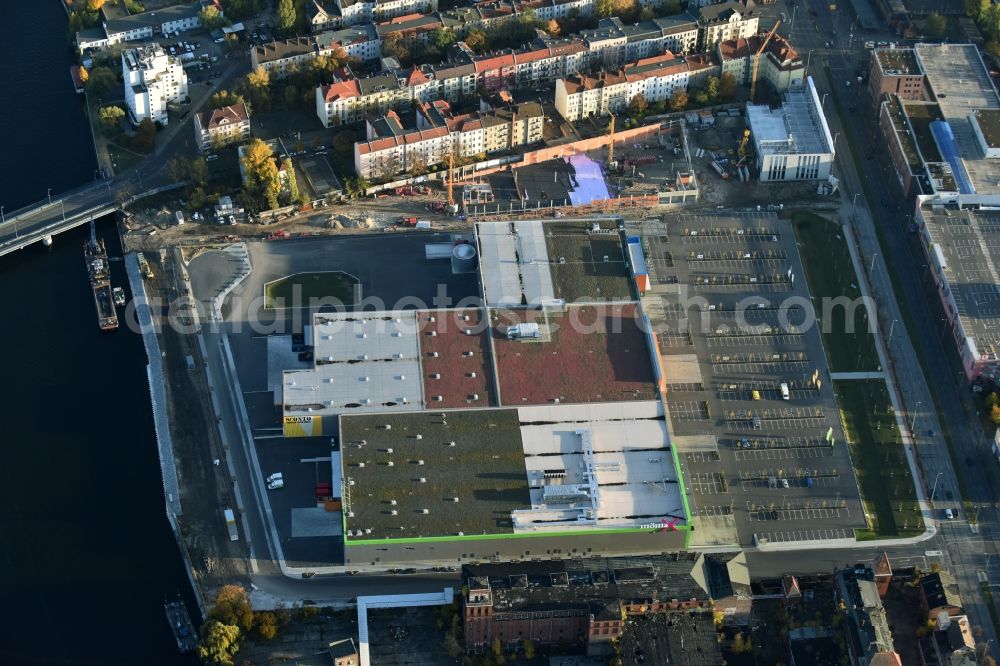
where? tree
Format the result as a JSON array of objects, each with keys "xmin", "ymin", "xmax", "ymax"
[
  {"xmin": 628, "ymin": 93, "xmax": 648, "ymax": 119},
  {"xmin": 990, "ymin": 403, "xmax": 1000, "ymax": 424},
  {"xmin": 166, "ymin": 156, "xmax": 189, "ymax": 183},
  {"xmin": 124, "ymin": 0, "xmax": 144, "ymax": 13},
  {"xmin": 241, "ymin": 138, "xmax": 281, "ymax": 210},
  {"xmin": 523, "ymin": 638, "xmax": 536, "ymax": 660},
  {"xmin": 85, "ymin": 66, "xmax": 117, "ymax": 97},
  {"xmin": 211, "ymin": 90, "xmax": 245, "ymax": 109},
  {"xmin": 98, "ymin": 105, "xmax": 125, "ymax": 133},
  {"xmin": 220, "ymin": 0, "xmax": 261, "ymax": 21},
  {"xmin": 639, "ymin": 7, "xmax": 654, "ymax": 21},
  {"xmin": 659, "ymin": 0, "xmax": 681, "ymax": 15},
  {"xmin": 705, "ymin": 75, "xmax": 720, "ymax": 103},
  {"xmin": 247, "ymin": 66, "xmax": 270, "ymax": 90},
  {"xmin": 208, "ymin": 585, "xmax": 255, "ymax": 633},
  {"xmin": 492, "ymin": 638, "xmax": 506, "ymax": 663},
  {"xmin": 189, "ymin": 157, "xmax": 209, "ymax": 188},
  {"xmin": 130, "ymin": 117, "xmax": 156, "ymax": 153},
  {"xmin": 198, "ymin": 620, "xmax": 240, "ymax": 665},
  {"xmin": 283, "ymin": 83, "xmax": 300, "ymax": 109},
  {"xmin": 277, "ymin": 0, "xmax": 297, "ymax": 33},
  {"xmin": 926, "ymin": 12, "xmax": 946, "ymax": 37},
  {"xmin": 281, "ymin": 158, "xmax": 300, "ymax": 205},
  {"xmin": 967, "ymin": 0, "xmax": 990, "ymax": 19},
  {"xmin": 86, "ymin": 0, "xmax": 107, "ymax": 10},
  {"xmin": 199, "ymin": 5, "xmax": 228, "ymax": 31},
  {"xmin": 669, "ymin": 89, "xmax": 688, "ymax": 112},
  {"xmin": 546, "ymin": 19, "xmax": 561, "ymax": 36},
  {"xmin": 597, "ymin": 0, "xmax": 616, "ymax": 18},
  {"xmin": 78, "ymin": 65, "xmax": 90, "ymax": 85},
  {"xmin": 254, "ymin": 611, "xmax": 278, "ymax": 640},
  {"xmin": 245, "ymin": 66, "xmax": 271, "ymax": 112},
  {"xmin": 429, "ymin": 27, "xmax": 456, "ymax": 53},
  {"xmin": 719, "ymin": 71, "xmax": 738, "ymax": 100},
  {"xmin": 409, "ymin": 153, "xmax": 428, "ymax": 177},
  {"xmin": 464, "ymin": 29, "xmax": 489, "ymax": 53},
  {"xmin": 381, "ymin": 33, "xmax": 411, "ymax": 63}
]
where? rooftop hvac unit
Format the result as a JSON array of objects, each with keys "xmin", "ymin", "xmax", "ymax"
[
  {"xmin": 429, "ymin": 351, "xmax": 439, "ymax": 357},
  {"xmin": 433, "ymin": 395, "xmax": 443, "ymax": 401},
  {"xmin": 393, "ymin": 331, "xmax": 402, "ymax": 337},
  {"xmin": 362, "ymin": 376, "xmax": 370, "ymax": 382},
  {"xmin": 421, "ymin": 509, "xmax": 430, "ymax": 514},
  {"xmin": 360, "ymin": 333, "xmax": 367, "ymax": 338},
  {"xmin": 468, "ymin": 372, "xmax": 477, "ymax": 378},
  {"xmin": 463, "ymin": 315, "xmax": 471, "ymax": 321},
  {"xmin": 446, "ymin": 441, "xmax": 456, "ymax": 447},
  {"xmin": 386, "ymin": 461, "xmax": 394, "ymax": 467},
  {"xmin": 395, "ymin": 318, "xmax": 402, "ymax": 323},
  {"xmin": 429, "ymin": 331, "xmax": 437, "ymax": 336},
  {"xmin": 347, "ymin": 511, "xmax": 355, "ymax": 517},
  {"xmin": 357, "ymin": 462, "xmax": 365, "ymax": 468},
  {"xmin": 324, "ymin": 377, "xmax": 334, "ymax": 383},
  {"xmin": 402, "ymin": 397, "xmax": 409, "ymax": 404},
  {"xmin": 419, "ymin": 477, "xmax": 426, "ymax": 483},
  {"xmin": 452, "ymin": 497, "xmax": 460, "ymax": 502},
  {"xmin": 386, "ymin": 448, "xmax": 393, "ymax": 454},
  {"xmin": 397, "ymin": 375, "xmax": 406, "ymax": 380},
  {"xmin": 414, "ymin": 434, "xmax": 422, "ymax": 440},
  {"xmin": 390, "ymin": 499, "xmax": 397, "ymax": 505},
  {"xmin": 465, "ymin": 329, "xmax": 473, "ymax": 335},
  {"xmin": 463, "ymin": 351, "xmax": 475, "ymax": 357},
  {"xmin": 361, "ymin": 398, "xmax": 371, "ymax": 405},
  {"xmin": 390, "ymin": 510, "xmax": 398, "ymax": 516},
  {"xmin": 430, "ymin": 373, "xmax": 441, "ymax": 379},
  {"xmin": 429, "ymin": 316, "xmax": 436, "ymax": 322},
  {"xmin": 382, "ymin": 424, "xmax": 392, "ymax": 429},
  {"xmin": 469, "ymin": 393, "xmax": 480, "ymax": 401}
]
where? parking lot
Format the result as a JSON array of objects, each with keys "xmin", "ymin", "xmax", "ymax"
[{"xmin": 628, "ymin": 213, "xmax": 866, "ymax": 547}]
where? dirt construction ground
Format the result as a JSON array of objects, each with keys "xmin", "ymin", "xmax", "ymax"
[{"xmin": 147, "ymin": 251, "xmax": 249, "ymax": 599}]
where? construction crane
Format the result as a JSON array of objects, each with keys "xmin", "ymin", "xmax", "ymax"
[
  {"xmin": 607, "ymin": 113, "xmax": 617, "ymax": 166},
  {"xmin": 750, "ymin": 20, "xmax": 781, "ymax": 104},
  {"xmin": 447, "ymin": 150, "xmax": 455, "ymax": 208},
  {"xmin": 738, "ymin": 128, "xmax": 751, "ymax": 160}
]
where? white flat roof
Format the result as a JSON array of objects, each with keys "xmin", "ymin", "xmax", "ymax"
[
  {"xmin": 282, "ymin": 311, "xmax": 425, "ymax": 417},
  {"xmin": 476, "ymin": 221, "xmax": 557, "ymax": 307},
  {"xmin": 515, "ymin": 401, "xmax": 684, "ymax": 529},
  {"xmin": 747, "ymin": 76, "xmax": 833, "ymax": 157}
]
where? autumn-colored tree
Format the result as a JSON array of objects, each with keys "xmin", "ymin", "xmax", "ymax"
[
  {"xmin": 628, "ymin": 93, "xmax": 649, "ymax": 119},
  {"xmin": 546, "ymin": 19, "xmax": 560, "ymax": 35},
  {"xmin": 199, "ymin": 5, "xmax": 228, "ymax": 30},
  {"xmin": 208, "ymin": 585, "xmax": 255, "ymax": 633},
  {"xmin": 719, "ymin": 71, "xmax": 738, "ymax": 99},
  {"xmin": 669, "ymin": 89, "xmax": 688, "ymax": 111},
  {"xmin": 241, "ymin": 139, "xmax": 281, "ymax": 210},
  {"xmin": 78, "ymin": 65, "xmax": 89, "ymax": 84},
  {"xmin": 86, "ymin": 0, "xmax": 107, "ymax": 11},
  {"xmin": 254, "ymin": 611, "xmax": 278, "ymax": 640},
  {"xmin": 464, "ymin": 29, "xmax": 489, "ymax": 53},
  {"xmin": 198, "ymin": 620, "xmax": 240, "ymax": 665},
  {"xmin": 130, "ymin": 117, "xmax": 156, "ymax": 153},
  {"xmin": 98, "ymin": 105, "xmax": 125, "ymax": 133},
  {"xmin": 925, "ymin": 12, "xmax": 946, "ymax": 37},
  {"xmin": 276, "ymin": 0, "xmax": 296, "ymax": 33}
]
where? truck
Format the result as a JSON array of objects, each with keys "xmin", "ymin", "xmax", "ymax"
[
  {"xmin": 398, "ymin": 216, "xmax": 417, "ymax": 227},
  {"xmin": 710, "ymin": 161, "xmax": 729, "ymax": 179},
  {"xmin": 223, "ymin": 508, "xmax": 238, "ymax": 542}
]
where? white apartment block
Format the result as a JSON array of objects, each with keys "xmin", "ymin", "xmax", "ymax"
[
  {"xmin": 355, "ymin": 101, "xmax": 543, "ymax": 179},
  {"xmin": 699, "ymin": 1, "xmax": 759, "ymax": 48},
  {"xmin": 336, "ymin": 0, "xmax": 437, "ymax": 25},
  {"xmin": 122, "ymin": 44, "xmax": 188, "ymax": 125},
  {"xmin": 315, "ymin": 73, "xmax": 410, "ymax": 127},
  {"xmin": 555, "ymin": 53, "xmax": 690, "ymax": 122},
  {"xmin": 717, "ymin": 33, "xmax": 805, "ymax": 94}
]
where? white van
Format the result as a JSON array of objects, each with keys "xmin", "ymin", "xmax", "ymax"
[
  {"xmin": 266, "ymin": 473, "xmax": 283, "ymax": 483},
  {"xmin": 780, "ymin": 382, "xmax": 790, "ymax": 400},
  {"xmin": 268, "ymin": 479, "xmax": 284, "ymax": 490}
]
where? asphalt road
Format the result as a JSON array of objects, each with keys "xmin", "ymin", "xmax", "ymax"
[
  {"xmin": 0, "ymin": 56, "xmax": 249, "ymax": 254},
  {"xmin": 813, "ymin": 53, "xmax": 1000, "ymax": 647}
]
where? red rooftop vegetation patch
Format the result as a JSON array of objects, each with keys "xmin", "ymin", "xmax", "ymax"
[
  {"xmin": 418, "ymin": 309, "xmax": 498, "ymax": 408},
  {"xmin": 491, "ymin": 304, "xmax": 656, "ymax": 405}
]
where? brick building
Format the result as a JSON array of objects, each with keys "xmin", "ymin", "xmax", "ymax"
[
  {"xmin": 462, "ymin": 552, "xmax": 748, "ymax": 652},
  {"xmin": 868, "ymin": 48, "xmax": 926, "ymax": 109}
]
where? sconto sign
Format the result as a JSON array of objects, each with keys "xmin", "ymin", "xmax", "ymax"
[{"xmin": 283, "ymin": 415, "xmax": 322, "ymax": 437}]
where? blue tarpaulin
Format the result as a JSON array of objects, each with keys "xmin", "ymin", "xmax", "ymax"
[{"xmin": 930, "ymin": 120, "xmax": 976, "ymax": 194}]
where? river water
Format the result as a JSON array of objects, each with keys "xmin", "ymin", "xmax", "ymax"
[{"xmin": 0, "ymin": 3, "xmax": 196, "ymax": 664}]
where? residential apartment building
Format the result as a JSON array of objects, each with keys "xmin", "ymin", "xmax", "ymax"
[
  {"xmin": 580, "ymin": 15, "xmax": 698, "ymax": 68},
  {"xmin": 375, "ymin": 13, "xmax": 444, "ymax": 45},
  {"xmin": 834, "ymin": 566, "xmax": 900, "ymax": 666},
  {"xmin": 193, "ymin": 102, "xmax": 250, "ymax": 152},
  {"xmin": 555, "ymin": 52, "xmax": 691, "ymax": 121},
  {"xmin": 338, "ymin": 0, "xmax": 438, "ymax": 26},
  {"xmin": 867, "ymin": 48, "xmax": 926, "ymax": 109},
  {"xmin": 716, "ymin": 32, "xmax": 804, "ymax": 94},
  {"xmin": 316, "ymin": 72, "xmax": 410, "ymax": 127},
  {"xmin": 77, "ymin": 1, "xmax": 222, "ymax": 50},
  {"xmin": 306, "ymin": 0, "xmax": 343, "ymax": 31},
  {"xmin": 354, "ymin": 100, "xmax": 543, "ymax": 179},
  {"xmin": 250, "ymin": 26, "xmax": 380, "ymax": 76},
  {"xmin": 122, "ymin": 44, "xmax": 188, "ymax": 125},
  {"xmin": 917, "ymin": 615, "xmax": 977, "ymax": 666},
  {"xmin": 698, "ymin": 1, "xmax": 759, "ymax": 49},
  {"xmin": 462, "ymin": 553, "xmax": 749, "ymax": 652}
]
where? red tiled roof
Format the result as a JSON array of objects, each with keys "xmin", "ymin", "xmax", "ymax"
[
  {"xmin": 197, "ymin": 102, "xmax": 249, "ymax": 131},
  {"xmin": 475, "ymin": 53, "xmax": 516, "ymax": 73},
  {"xmin": 322, "ymin": 79, "xmax": 362, "ymax": 102}
]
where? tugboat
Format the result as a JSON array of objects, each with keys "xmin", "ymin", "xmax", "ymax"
[
  {"xmin": 164, "ymin": 596, "xmax": 198, "ymax": 654},
  {"xmin": 112, "ymin": 287, "xmax": 126, "ymax": 307},
  {"xmin": 83, "ymin": 221, "xmax": 118, "ymax": 331}
]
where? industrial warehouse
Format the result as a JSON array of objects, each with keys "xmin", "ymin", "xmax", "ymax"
[{"xmin": 251, "ymin": 213, "xmax": 869, "ymax": 565}]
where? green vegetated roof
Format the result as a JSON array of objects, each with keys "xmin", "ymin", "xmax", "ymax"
[{"xmin": 340, "ymin": 409, "xmax": 530, "ymax": 540}]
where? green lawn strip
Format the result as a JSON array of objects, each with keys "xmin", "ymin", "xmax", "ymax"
[
  {"xmin": 835, "ymin": 379, "xmax": 923, "ymax": 538},
  {"xmin": 982, "ymin": 583, "xmax": 1000, "ymax": 642},
  {"xmin": 107, "ymin": 141, "xmax": 144, "ymax": 174},
  {"xmin": 789, "ymin": 211, "xmax": 879, "ymax": 372},
  {"xmin": 265, "ymin": 271, "xmax": 359, "ymax": 309},
  {"xmin": 825, "ymin": 69, "xmax": 974, "ymax": 521}
]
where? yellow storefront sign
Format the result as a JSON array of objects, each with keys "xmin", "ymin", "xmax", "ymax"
[{"xmin": 283, "ymin": 415, "xmax": 322, "ymax": 438}]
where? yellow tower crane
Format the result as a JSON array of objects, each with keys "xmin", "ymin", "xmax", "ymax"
[
  {"xmin": 447, "ymin": 150, "xmax": 455, "ymax": 208},
  {"xmin": 750, "ymin": 20, "xmax": 781, "ymax": 104},
  {"xmin": 738, "ymin": 129, "xmax": 751, "ymax": 159}
]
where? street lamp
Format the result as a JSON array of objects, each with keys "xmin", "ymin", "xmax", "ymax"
[
  {"xmin": 888, "ymin": 319, "xmax": 897, "ymax": 344},
  {"xmin": 47, "ymin": 188, "xmax": 52, "ymax": 205},
  {"xmin": 931, "ymin": 471, "xmax": 942, "ymax": 502},
  {"xmin": 60, "ymin": 200, "xmax": 66, "ymax": 223},
  {"xmin": 853, "ymin": 193, "xmax": 861, "ymax": 206}
]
